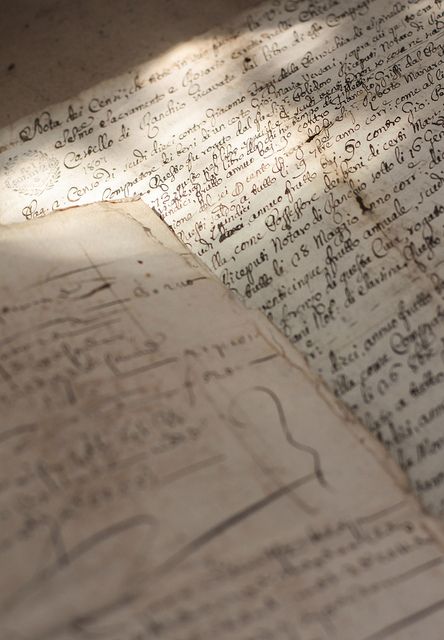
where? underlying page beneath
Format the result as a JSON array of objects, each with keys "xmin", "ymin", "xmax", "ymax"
[
  {"xmin": 1, "ymin": 0, "xmax": 444, "ymax": 513},
  {"xmin": 1, "ymin": 200, "xmax": 444, "ymax": 639}
]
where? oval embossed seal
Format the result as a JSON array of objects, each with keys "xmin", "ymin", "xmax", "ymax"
[{"xmin": 5, "ymin": 150, "xmax": 60, "ymax": 196}]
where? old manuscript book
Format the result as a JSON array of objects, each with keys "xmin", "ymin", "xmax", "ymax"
[
  {"xmin": 2, "ymin": 0, "xmax": 444, "ymax": 518},
  {"xmin": 1, "ymin": 0, "xmax": 444, "ymax": 634},
  {"xmin": 0, "ymin": 199, "xmax": 444, "ymax": 640}
]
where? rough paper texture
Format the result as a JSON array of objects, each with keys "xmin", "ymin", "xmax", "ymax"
[
  {"xmin": 1, "ymin": 201, "xmax": 444, "ymax": 639},
  {"xmin": 1, "ymin": 0, "xmax": 444, "ymax": 514}
]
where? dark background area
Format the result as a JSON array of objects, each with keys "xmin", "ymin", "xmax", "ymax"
[{"xmin": 0, "ymin": 0, "xmax": 261, "ymax": 128}]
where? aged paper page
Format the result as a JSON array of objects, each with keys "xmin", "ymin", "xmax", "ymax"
[
  {"xmin": 1, "ymin": 0, "xmax": 444, "ymax": 513},
  {"xmin": 1, "ymin": 200, "xmax": 444, "ymax": 639}
]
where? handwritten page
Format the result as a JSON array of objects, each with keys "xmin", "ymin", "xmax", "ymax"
[
  {"xmin": 1, "ymin": 0, "xmax": 444, "ymax": 513},
  {"xmin": 1, "ymin": 199, "xmax": 444, "ymax": 639}
]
